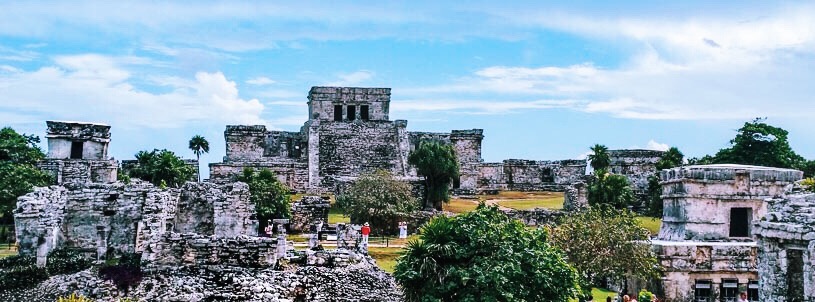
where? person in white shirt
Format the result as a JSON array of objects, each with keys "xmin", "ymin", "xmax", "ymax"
[{"xmin": 737, "ymin": 292, "xmax": 749, "ymax": 302}]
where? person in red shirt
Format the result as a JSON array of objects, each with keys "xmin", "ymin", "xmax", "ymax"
[{"xmin": 361, "ymin": 222, "xmax": 371, "ymax": 245}]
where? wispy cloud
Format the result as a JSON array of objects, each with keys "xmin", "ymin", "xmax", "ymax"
[
  {"xmin": 325, "ymin": 70, "xmax": 374, "ymax": 86},
  {"xmin": 246, "ymin": 76, "xmax": 276, "ymax": 86},
  {"xmin": 0, "ymin": 54, "xmax": 266, "ymax": 129}
]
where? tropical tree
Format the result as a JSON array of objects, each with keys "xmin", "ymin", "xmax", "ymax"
[
  {"xmin": 694, "ymin": 118, "xmax": 805, "ymax": 169},
  {"xmin": 588, "ymin": 144, "xmax": 611, "ymax": 172},
  {"xmin": 237, "ymin": 168, "xmax": 291, "ymax": 224},
  {"xmin": 549, "ymin": 206, "xmax": 658, "ymax": 294},
  {"xmin": 408, "ymin": 140, "xmax": 459, "ymax": 210},
  {"xmin": 126, "ymin": 149, "xmax": 194, "ymax": 188},
  {"xmin": 336, "ymin": 170, "xmax": 419, "ymax": 235},
  {"xmin": 587, "ymin": 170, "xmax": 635, "ymax": 209},
  {"xmin": 0, "ymin": 127, "xmax": 52, "ymax": 220},
  {"xmin": 188, "ymin": 135, "xmax": 209, "ymax": 181},
  {"xmin": 647, "ymin": 147, "xmax": 685, "ymax": 217},
  {"xmin": 394, "ymin": 205, "xmax": 581, "ymax": 302}
]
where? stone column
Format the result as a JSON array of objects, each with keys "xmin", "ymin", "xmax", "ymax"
[
  {"xmin": 35, "ymin": 232, "xmax": 48, "ymax": 268},
  {"xmin": 96, "ymin": 226, "xmax": 107, "ymax": 262}
]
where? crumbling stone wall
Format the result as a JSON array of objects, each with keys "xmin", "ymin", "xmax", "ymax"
[
  {"xmin": 15, "ymin": 180, "xmax": 257, "ymax": 262},
  {"xmin": 755, "ymin": 193, "xmax": 815, "ymax": 301},
  {"xmin": 476, "ymin": 159, "xmax": 586, "ymax": 192},
  {"xmin": 563, "ymin": 181, "xmax": 588, "ymax": 211},
  {"xmin": 38, "ymin": 159, "xmax": 118, "ymax": 185},
  {"xmin": 308, "ymin": 87, "xmax": 391, "ymax": 122},
  {"xmin": 290, "ymin": 196, "xmax": 330, "ymax": 233},
  {"xmin": 146, "ymin": 233, "xmax": 278, "ymax": 268},
  {"xmin": 608, "ymin": 149, "xmax": 664, "ymax": 196}
]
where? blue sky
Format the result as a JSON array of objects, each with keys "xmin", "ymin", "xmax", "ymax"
[{"xmin": 2, "ymin": 1, "xmax": 814, "ymax": 178}]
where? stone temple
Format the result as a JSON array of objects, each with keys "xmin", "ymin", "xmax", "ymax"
[
  {"xmin": 209, "ymin": 86, "xmax": 664, "ymax": 196},
  {"xmin": 643, "ymin": 164, "xmax": 804, "ymax": 301}
]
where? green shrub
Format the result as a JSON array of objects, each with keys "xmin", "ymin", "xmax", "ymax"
[
  {"xmin": 99, "ymin": 253, "xmax": 142, "ymax": 292},
  {"xmin": 0, "ymin": 254, "xmax": 35, "ymax": 269},
  {"xmin": 0, "ymin": 264, "xmax": 48, "ymax": 289},
  {"xmin": 638, "ymin": 289, "xmax": 655, "ymax": 302},
  {"xmin": 46, "ymin": 248, "xmax": 92, "ymax": 275},
  {"xmin": 801, "ymin": 178, "xmax": 815, "ymax": 192}
]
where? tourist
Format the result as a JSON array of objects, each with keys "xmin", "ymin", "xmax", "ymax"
[
  {"xmin": 361, "ymin": 222, "xmax": 371, "ymax": 245},
  {"xmin": 622, "ymin": 295, "xmax": 630, "ymax": 302},
  {"xmin": 738, "ymin": 292, "xmax": 749, "ymax": 302},
  {"xmin": 606, "ymin": 297, "xmax": 612, "ymax": 302},
  {"xmin": 264, "ymin": 220, "xmax": 273, "ymax": 237},
  {"xmin": 398, "ymin": 221, "xmax": 408, "ymax": 239}
]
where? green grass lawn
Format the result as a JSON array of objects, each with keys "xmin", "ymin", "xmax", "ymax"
[
  {"xmin": 635, "ymin": 216, "xmax": 662, "ymax": 235},
  {"xmin": 368, "ymin": 247, "xmax": 404, "ymax": 273},
  {"xmin": 495, "ymin": 196, "xmax": 564, "ymax": 210},
  {"xmin": 443, "ymin": 199, "xmax": 480, "ymax": 213},
  {"xmin": 591, "ymin": 288, "xmax": 617, "ymax": 300},
  {"xmin": 0, "ymin": 248, "xmax": 17, "ymax": 259},
  {"xmin": 328, "ymin": 206, "xmax": 350, "ymax": 224}
]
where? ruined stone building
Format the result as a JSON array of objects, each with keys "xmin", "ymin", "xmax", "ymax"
[
  {"xmin": 15, "ymin": 121, "xmax": 265, "ymax": 268},
  {"xmin": 210, "ymin": 86, "xmax": 664, "ymax": 195},
  {"xmin": 648, "ymin": 164, "xmax": 803, "ymax": 302},
  {"xmin": 37, "ymin": 121, "xmax": 119, "ymax": 185},
  {"xmin": 755, "ymin": 193, "xmax": 815, "ymax": 301}
]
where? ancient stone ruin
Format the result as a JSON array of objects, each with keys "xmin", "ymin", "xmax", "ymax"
[
  {"xmin": 647, "ymin": 164, "xmax": 803, "ymax": 301},
  {"xmin": 755, "ymin": 193, "xmax": 815, "ymax": 301},
  {"xmin": 209, "ymin": 86, "xmax": 664, "ymax": 197},
  {"xmin": 37, "ymin": 121, "xmax": 118, "ymax": 185}
]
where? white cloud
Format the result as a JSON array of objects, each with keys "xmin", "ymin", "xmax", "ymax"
[
  {"xmin": 246, "ymin": 76, "xmax": 276, "ymax": 86},
  {"xmin": 325, "ymin": 70, "xmax": 374, "ymax": 86},
  {"xmin": 644, "ymin": 140, "xmax": 670, "ymax": 151},
  {"xmin": 0, "ymin": 54, "xmax": 266, "ymax": 129}
]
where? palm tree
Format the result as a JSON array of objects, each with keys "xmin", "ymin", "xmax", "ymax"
[
  {"xmin": 188, "ymin": 135, "xmax": 209, "ymax": 181},
  {"xmin": 588, "ymin": 144, "xmax": 611, "ymax": 172}
]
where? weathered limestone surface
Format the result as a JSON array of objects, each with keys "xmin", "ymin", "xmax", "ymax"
[
  {"xmin": 290, "ymin": 196, "xmax": 330, "ymax": 233},
  {"xmin": 609, "ymin": 149, "xmax": 664, "ymax": 200},
  {"xmin": 659, "ymin": 164, "xmax": 802, "ymax": 241},
  {"xmin": 147, "ymin": 233, "xmax": 278, "ymax": 268},
  {"xmin": 755, "ymin": 193, "xmax": 815, "ymax": 301},
  {"xmin": 45, "ymin": 121, "xmax": 111, "ymax": 160},
  {"xmin": 14, "ymin": 180, "xmax": 257, "ymax": 260},
  {"xmin": 563, "ymin": 180, "xmax": 588, "ymax": 211}
]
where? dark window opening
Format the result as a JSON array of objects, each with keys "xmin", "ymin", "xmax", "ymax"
[
  {"xmin": 747, "ymin": 280, "xmax": 759, "ymax": 301},
  {"xmin": 334, "ymin": 105, "xmax": 343, "ymax": 121},
  {"xmin": 720, "ymin": 279, "xmax": 738, "ymax": 302},
  {"xmin": 347, "ymin": 105, "xmax": 356, "ymax": 121},
  {"xmin": 453, "ymin": 177, "xmax": 461, "ymax": 189},
  {"xmin": 729, "ymin": 208, "xmax": 751, "ymax": 237},
  {"xmin": 70, "ymin": 141, "xmax": 83, "ymax": 159},
  {"xmin": 360, "ymin": 105, "xmax": 369, "ymax": 121},
  {"xmin": 695, "ymin": 280, "xmax": 712, "ymax": 302},
  {"xmin": 787, "ymin": 249, "xmax": 805, "ymax": 302},
  {"xmin": 107, "ymin": 194, "xmax": 119, "ymax": 201}
]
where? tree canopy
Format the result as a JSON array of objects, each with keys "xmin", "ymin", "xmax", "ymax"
[
  {"xmin": 587, "ymin": 171, "xmax": 635, "ymax": 209},
  {"xmin": 408, "ymin": 140, "xmax": 459, "ymax": 210},
  {"xmin": 646, "ymin": 147, "xmax": 685, "ymax": 217},
  {"xmin": 394, "ymin": 205, "xmax": 581, "ymax": 302},
  {"xmin": 588, "ymin": 144, "xmax": 611, "ymax": 172},
  {"xmin": 336, "ymin": 170, "xmax": 418, "ymax": 235},
  {"xmin": 126, "ymin": 149, "xmax": 194, "ymax": 188},
  {"xmin": 549, "ymin": 206, "xmax": 658, "ymax": 293},
  {"xmin": 237, "ymin": 168, "xmax": 291, "ymax": 223},
  {"xmin": 694, "ymin": 119, "xmax": 806, "ymax": 169},
  {"xmin": 0, "ymin": 127, "xmax": 52, "ymax": 220},
  {"xmin": 188, "ymin": 135, "xmax": 209, "ymax": 161}
]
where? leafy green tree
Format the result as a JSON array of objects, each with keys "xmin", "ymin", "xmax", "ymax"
[
  {"xmin": 647, "ymin": 147, "xmax": 685, "ymax": 217},
  {"xmin": 587, "ymin": 170, "xmax": 635, "ymax": 209},
  {"xmin": 549, "ymin": 206, "xmax": 658, "ymax": 294},
  {"xmin": 588, "ymin": 144, "xmax": 611, "ymax": 171},
  {"xmin": 702, "ymin": 118, "xmax": 805, "ymax": 169},
  {"xmin": 0, "ymin": 127, "xmax": 52, "ymax": 220},
  {"xmin": 126, "ymin": 149, "xmax": 194, "ymax": 188},
  {"xmin": 394, "ymin": 205, "xmax": 581, "ymax": 302},
  {"xmin": 336, "ymin": 170, "xmax": 419, "ymax": 235},
  {"xmin": 237, "ymin": 168, "xmax": 291, "ymax": 223},
  {"xmin": 408, "ymin": 140, "xmax": 459, "ymax": 211},
  {"xmin": 188, "ymin": 135, "xmax": 209, "ymax": 181}
]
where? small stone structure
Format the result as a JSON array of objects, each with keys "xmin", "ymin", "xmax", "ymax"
[
  {"xmin": 563, "ymin": 180, "xmax": 588, "ymax": 211},
  {"xmin": 754, "ymin": 193, "xmax": 815, "ymax": 301},
  {"xmin": 648, "ymin": 164, "xmax": 802, "ymax": 302},
  {"xmin": 289, "ymin": 195, "xmax": 330, "ymax": 233},
  {"xmin": 38, "ymin": 121, "xmax": 118, "ymax": 184}
]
